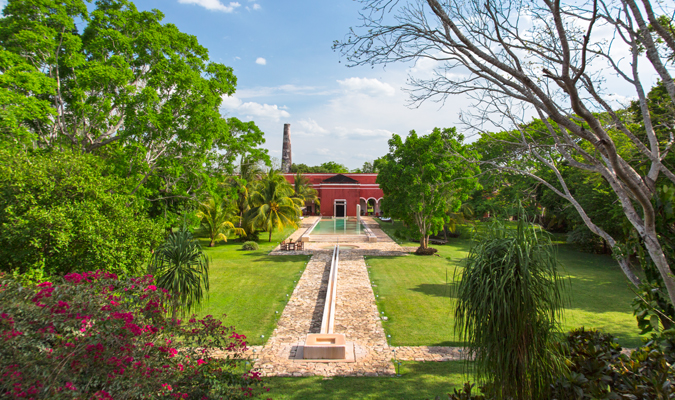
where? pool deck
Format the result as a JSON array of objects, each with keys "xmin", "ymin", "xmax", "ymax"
[{"xmin": 218, "ymin": 217, "xmax": 465, "ymax": 377}]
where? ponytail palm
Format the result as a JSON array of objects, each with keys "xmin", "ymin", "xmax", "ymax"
[
  {"xmin": 197, "ymin": 195, "xmax": 245, "ymax": 247},
  {"xmin": 248, "ymin": 170, "xmax": 302, "ymax": 242},
  {"xmin": 150, "ymin": 227, "xmax": 210, "ymax": 320},
  {"xmin": 455, "ymin": 208, "xmax": 566, "ymax": 400}
]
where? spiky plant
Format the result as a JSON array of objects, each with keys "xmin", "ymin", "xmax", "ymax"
[
  {"xmin": 454, "ymin": 208, "xmax": 566, "ymax": 400},
  {"xmin": 150, "ymin": 226, "xmax": 210, "ymax": 320}
]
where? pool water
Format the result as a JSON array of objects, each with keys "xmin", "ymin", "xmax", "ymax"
[{"xmin": 311, "ymin": 218, "xmax": 364, "ymax": 235}]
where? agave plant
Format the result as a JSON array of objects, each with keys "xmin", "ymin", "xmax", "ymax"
[
  {"xmin": 197, "ymin": 194, "xmax": 245, "ymax": 247},
  {"xmin": 454, "ymin": 205, "xmax": 566, "ymax": 400},
  {"xmin": 150, "ymin": 226, "xmax": 210, "ymax": 320}
]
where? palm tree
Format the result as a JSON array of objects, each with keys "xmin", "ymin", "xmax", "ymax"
[
  {"xmin": 150, "ymin": 226, "xmax": 210, "ymax": 320},
  {"xmin": 196, "ymin": 194, "xmax": 245, "ymax": 247},
  {"xmin": 454, "ymin": 205, "xmax": 566, "ymax": 400},
  {"xmin": 247, "ymin": 170, "xmax": 303, "ymax": 242},
  {"xmin": 226, "ymin": 156, "xmax": 264, "ymax": 229},
  {"xmin": 292, "ymin": 172, "xmax": 320, "ymax": 212}
]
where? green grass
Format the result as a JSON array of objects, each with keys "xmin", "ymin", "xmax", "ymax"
[
  {"xmin": 262, "ymin": 361, "xmax": 469, "ymax": 400},
  {"xmin": 197, "ymin": 226, "xmax": 309, "ymax": 345},
  {"xmin": 370, "ymin": 220, "xmax": 644, "ymax": 347}
]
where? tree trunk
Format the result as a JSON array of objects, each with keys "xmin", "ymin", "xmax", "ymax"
[
  {"xmin": 420, "ymin": 235, "xmax": 427, "ymax": 249},
  {"xmin": 209, "ymin": 239, "xmax": 215, "ymax": 247},
  {"xmin": 269, "ymin": 230, "xmax": 272, "ymax": 242}
]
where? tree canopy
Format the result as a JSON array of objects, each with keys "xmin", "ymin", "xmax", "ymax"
[{"xmin": 377, "ymin": 128, "xmax": 479, "ymax": 249}]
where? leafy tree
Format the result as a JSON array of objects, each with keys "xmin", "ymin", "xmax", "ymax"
[
  {"xmin": 0, "ymin": 149, "xmax": 162, "ymax": 280},
  {"xmin": 289, "ymin": 162, "xmax": 349, "ymax": 174},
  {"xmin": 0, "ymin": 0, "xmax": 267, "ymax": 209},
  {"xmin": 247, "ymin": 170, "xmax": 302, "ymax": 242},
  {"xmin": 336, "ymin": 0, "xmax": 675, "ymax": 308},
  {"xmin": 455, "ymin": 213, "xmax": 566, "ymax": 400},
  {"xmin": 196, "ymin": 194, "xmax": 245, "ymax": 247},
  {"xmin": 150, "ymin": 226, "xmax": 210, "ymax": 320},
  {"xmin": 377, "ymin": 128, "xmax": 479, "ymax": 249}
]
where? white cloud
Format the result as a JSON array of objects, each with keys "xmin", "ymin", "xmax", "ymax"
[
  {"xmin": 178, "ymin": 0, "xmax": 241, "ymax": 12},
  {"xmin": 221, "ymin": 95, "xmax": 290, "ymax": 122},
  {"xmin": 337, "ymin": 77, "xmax": 395, "ymax": 97},
  {"xmin": 255, "ymin": 57, "xmax": 267, "ymax": 65},
  {"xmin": 252, "ymin": 4, "xmax": 261, "ymax": 10},
  {"xmin": 334, "ymin": 127, "xmax": 393, "ymax": 140},
  {"xmin": 237, "ymin": 84, "xmax": 325, "ymax": 98},
  {"xmin": 296, "ymin": 119, "xmax": 328, "ymax": 135}
]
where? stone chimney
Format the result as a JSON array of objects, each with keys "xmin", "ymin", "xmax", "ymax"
[{"xmin": 281, "ymin": 123, "xmax": 292, "ymax": 173}]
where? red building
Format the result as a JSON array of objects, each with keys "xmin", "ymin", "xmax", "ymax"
[{"xmin": 282, "ymin": 173, "xmax": 383, "ymax": 217}]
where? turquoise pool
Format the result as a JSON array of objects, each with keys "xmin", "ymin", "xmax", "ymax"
[{"xmin": 310, "ymin": 218, "xmax": 364, "ymax": 235}]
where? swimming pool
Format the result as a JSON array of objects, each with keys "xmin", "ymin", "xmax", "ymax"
[{"xmin": 310, "ymin": 218, "xmax": 364, "ymax": 235}]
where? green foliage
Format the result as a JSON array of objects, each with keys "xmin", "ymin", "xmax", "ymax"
[
  {"xmin": 455, "ymin": 212, "xmax": 566, "ymax": 400},
  {"xmin": 247, "ymin": 170, "xmax": 302, "ymax": 242},
  {"xmin": 0, "ymin": 0, "xmax": 267, "ymax": 209},
  {"xmin": 378, "ymin": 127, "xmax": 479, "ymax": 249},
  {"xmin": 291, "ymin": 172, "xmax": 320, "ymax": 207},
  {"xmin": 0, "ymin": 149, "xmax": 162, "ymax": 280},
  {"xmin": 150, "ymin": 226, "xmax": 210, "ymax": 319},
  {"xmin": 0, "ymin": 271, "xmax": 264, "ymax": 399},
  {"xmin": 553, "ymin": 328, "xmax": 675, "ymax": 399},
  {"xmin": 241, "ymin": 241, "xmax": 259, "ymax": 251},
  {"xmin": 289, "ymin": 161, "xmax": 349, "ymax": 174},
  {"xmin": 197, "ymin": 194, "xmax": 245, "ymax": 247}
]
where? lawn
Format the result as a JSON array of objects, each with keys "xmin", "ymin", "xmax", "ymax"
[
  {"xmin": 262, "ymin": 361, "xmax": 469, "ymax": 400},
  {"xmin": 370, "ymin": 220, "xmax": 644, "ymax": 347},
  {"xmin": 197, "ymin": 226, "xmax": 309, "ymax": 346}
]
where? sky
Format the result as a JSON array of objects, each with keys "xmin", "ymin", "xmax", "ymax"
[
  {"xmin": 112, "ymin": 0, "xmax": 466, "ymax": 169},
  {"xmin": 1, "ymin": 0, "xmax": 662, "ymax": 169}
]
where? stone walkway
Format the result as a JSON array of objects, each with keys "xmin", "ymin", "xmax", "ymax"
[{"xmin": 220, "ymin": 218, "xmax": 465, "ymax": 377}]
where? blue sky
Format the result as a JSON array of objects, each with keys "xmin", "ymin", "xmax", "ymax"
[
  {"xmin": 1, "ymin": 0, "xmax": 652, "ymax": 169},
  {"xmin": 123, "ymin": 0, "xmax": 465, "ymax": 169}
]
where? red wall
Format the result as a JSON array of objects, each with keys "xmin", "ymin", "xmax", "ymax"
[{"xmin": 282, "ymin": 173, "xmax": 383, "ymax": 217}]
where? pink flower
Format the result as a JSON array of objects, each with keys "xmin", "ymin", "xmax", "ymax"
[
  {"xmin": 161, "ymin": 383, "xmax": 173, "ymax": 391},
  {"xmin": 197, "ymin": 359, "xmax": 207, "ymax": 366},
  {"xmin": 64, "ymin": 273, "xmax": 83, "ymax": 283},
  {"xmin": 145, "ymin": 285, "xmax": 157, "ymax": 292},
  {"xmin": 37, "ymin": 282, "xmax": 52, "ymax": 288}
]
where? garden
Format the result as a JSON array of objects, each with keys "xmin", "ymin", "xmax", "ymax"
[{"xmin": 2, "ymin": 0, "xmax": 675, "ymax": 398}]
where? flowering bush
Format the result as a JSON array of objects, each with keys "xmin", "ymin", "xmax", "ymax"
[{"xmin": 0, "ymin": 271, "xmax": 267, "ymax": 399}]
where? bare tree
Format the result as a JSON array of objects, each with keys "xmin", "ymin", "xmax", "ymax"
[{"xmin": 335, "ymin": 0, "xmax": 675, "ymax": 304}]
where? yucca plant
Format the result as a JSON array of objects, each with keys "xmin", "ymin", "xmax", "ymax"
[
  {"xmin": 454, "ymin": 207, "xmax": 566, "ymax": 400},
  {"xmin": 150, "ymin": 226, "xmax": 210, "ymax": 320}
]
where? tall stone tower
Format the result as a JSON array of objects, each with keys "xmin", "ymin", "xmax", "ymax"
[{"xmin": 281, "ymin": 123, "xmax": 292, "ymax": 173}]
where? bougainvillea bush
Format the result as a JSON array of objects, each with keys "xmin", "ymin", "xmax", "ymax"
[{"xmin": 0, "ymin": 271, "xmax": 267, "ymax": 399}]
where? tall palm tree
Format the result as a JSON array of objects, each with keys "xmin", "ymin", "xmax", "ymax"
[
  {"xmin": 150, "ymin": 226, "xmax": 210, "ymax": 320},
  {"xmin": 247, "ymin": 170, "xmax": 303, "ymax": 242},
  {"xmin": 226, "ymin": 156, "xmax": 264, "ymax": 228},
  {"xmin": 454, "ymin": 205, "xmax": 566, "ymax": 400},
  {"xmin": 196, "ymin": 194, "xmax": 245, "ymax": 247},
  {"xmin": 292, "ymin": 172, "xmax": 320, "ymax": 212}
]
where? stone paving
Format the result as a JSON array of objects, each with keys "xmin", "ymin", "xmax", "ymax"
[{"xmin": 220, "ymin": 217, "xmax": 466, "ymax": 377}]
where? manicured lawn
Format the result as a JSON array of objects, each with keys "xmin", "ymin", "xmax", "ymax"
[
  {"xmin": 370, "ymin": 220, "xmax": 644, "ymax": 347},
  {"xmin": 262, "ymin": 361, "xmax": 469, "ymax": 400},
  {"xmin": 197, "ymin": 226, "xmax": 310, "ymax": 346}
]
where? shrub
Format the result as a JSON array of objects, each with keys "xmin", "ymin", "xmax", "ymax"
[
  {"xmin": 0, "ymin": 149, "xmax": 163, "ymax": 281},
  {"xmin": 552, "ymin": 328, "xmax": 675, "ymax": 399},
  {"xmin": 0, "ymin": 271, "xmax": 266, "ymax": 399},
  {"xmin": 242, "ymin": 241, "xmax": 259, "ymax": 251}
]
